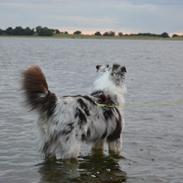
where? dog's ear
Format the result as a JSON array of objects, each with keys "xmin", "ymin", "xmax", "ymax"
[
  {"xmin": 96, "ymin": 65, "xmax": 101, "ymax": 72},
  {"xmin": 121, "ymin": 66, "xmax": 127, "ymax": 73},
  {"xmin": 96, "ymin": 64, "xmax": 110, "ymax": 72}
]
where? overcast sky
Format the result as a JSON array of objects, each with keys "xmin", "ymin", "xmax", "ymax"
[{"xmin": 0, "ymin": 0, "xmax": 183, "ymax": 34}]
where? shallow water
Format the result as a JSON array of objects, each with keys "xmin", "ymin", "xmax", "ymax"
[{"xmin": 0, "ymin": 37, "xmax": 183, "ymax": 183}]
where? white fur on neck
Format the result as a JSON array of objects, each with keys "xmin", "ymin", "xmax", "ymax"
[{"xmin": 93, "ymin": 71, "xmax": 127, "ymax": 105}]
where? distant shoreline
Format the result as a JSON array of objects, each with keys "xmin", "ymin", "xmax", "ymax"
[
  {"xmin": 1, "ymin": 26, "xmax": 183, "ymax": 40},
  {"xmin": 1, "ymin": 34, "xmax": 183, "ymax": 41}
]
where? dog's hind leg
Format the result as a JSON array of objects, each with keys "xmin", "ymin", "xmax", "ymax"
[
  {"xmin": 62, "ymin": 145, "xmax": 81, "ymax": 159},
  {"xmin": 57, "ymin": 137, "xmax": 81, "ymax": 159},
  {"xmin": 41, "ymin": 141, "xmax": 57, "ymax": 160}
]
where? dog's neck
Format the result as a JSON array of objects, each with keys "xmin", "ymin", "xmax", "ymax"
[
  {"xmin": 92, "ymin": 71, "xmax": 126, "ymax": 105},
  {"xmin": 91, "ymin": 89, "xmax": 125, "ymax": 106}
]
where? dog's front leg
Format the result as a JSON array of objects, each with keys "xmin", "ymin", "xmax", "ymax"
[
  {"xmin": 108, "ymin": 137, "xmax": 123, "ymax": 157},
  {"xmin": 92, "ymin": 140, "xmax": 104, "ymax": 153}
]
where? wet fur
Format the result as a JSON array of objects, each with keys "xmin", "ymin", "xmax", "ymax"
[{"xmin": 22, "ymin": 64, "xmax": 126, "ymax": 159}]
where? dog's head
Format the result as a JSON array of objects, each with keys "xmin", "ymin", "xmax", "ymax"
[
  {"xmin": 110, "ymin": 64, "xmax": 127, "ymax": 85},
  {"xmin": 96, "ymin": 64, "xmax": 126, "ymax": 86}
]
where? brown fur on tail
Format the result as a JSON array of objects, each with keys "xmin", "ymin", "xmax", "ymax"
[{"xmin": 22, "ymin": 65, "xmax": 57, "ymax": 117}]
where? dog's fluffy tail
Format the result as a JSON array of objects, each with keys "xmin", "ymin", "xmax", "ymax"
[{"xmin": 22, "ymin": 65, "xmax": 57, "ymax": 117}]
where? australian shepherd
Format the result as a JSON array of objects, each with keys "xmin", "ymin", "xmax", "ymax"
[{"xmin": 22, "ymin": 64, "xmax": 127, "ymax": 159}]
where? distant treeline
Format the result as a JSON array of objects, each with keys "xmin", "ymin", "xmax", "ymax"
[
  {"xmin": 0, "ymin": 26, "xmax": 59, "ymax": 36},
  {"xmin": 0, "ymin": 26, "xmax": 183, "ymax": 38}
]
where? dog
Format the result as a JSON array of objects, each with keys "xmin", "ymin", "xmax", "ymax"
[{"xmin": 22, "ymin": 64, "xmax": 127, "ymax": 159}]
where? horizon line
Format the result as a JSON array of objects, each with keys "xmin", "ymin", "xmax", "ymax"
[{"xmin": 1, "ymin": 26, "xmax": 183, "ymax": 36}]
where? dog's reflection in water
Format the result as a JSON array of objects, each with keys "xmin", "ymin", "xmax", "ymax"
[{"xmin": 38, "ymin": 152, "xmax": 127, "ymax": 183}]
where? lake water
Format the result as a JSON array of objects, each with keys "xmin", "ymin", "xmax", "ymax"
[{"xmin": 0, "ymin": 37, "xmax": 183, "ymax": 183}]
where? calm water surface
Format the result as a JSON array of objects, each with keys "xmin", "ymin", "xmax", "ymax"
[{"xmin": 0, "ymin": 37, "xmax": 183, "ymax": 183}]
